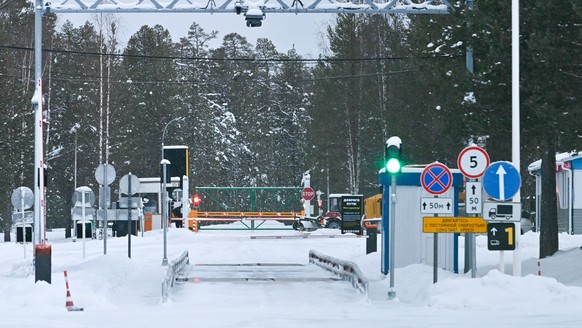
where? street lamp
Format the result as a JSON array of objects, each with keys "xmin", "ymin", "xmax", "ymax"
[
  {"xmin": 161, "ymin": 117, "xmax": 183, "ymax": 266},
  {"xmin": 162, "ymin": 117, "xmax": 185, "ymax": 162}
]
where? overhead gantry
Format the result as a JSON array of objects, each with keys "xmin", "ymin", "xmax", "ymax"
[{"xmin": 44, "ymin": 0, "xmax": 453, "ymax": 27}]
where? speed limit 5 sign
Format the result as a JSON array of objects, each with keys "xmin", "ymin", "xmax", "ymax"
[{"xmin": 457, "ymin": 146, "xmax": 490, "ymax": 179}]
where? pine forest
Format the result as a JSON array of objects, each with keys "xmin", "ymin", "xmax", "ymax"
[{"xmin": 0, "ymin": 1, "xmax": 580, "ymax": 256}]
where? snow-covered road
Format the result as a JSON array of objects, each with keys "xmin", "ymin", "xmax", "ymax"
[{"xmin": 2, "ymin": 224, "xmax": 582, "ymax": 327}]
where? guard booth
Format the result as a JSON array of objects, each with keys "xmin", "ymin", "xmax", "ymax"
[
  {"xmin": 528, "ymin": 151, "xmax": 582, "ymax": 234},
  {"xmin": 380, "ymin": 166, "xmax": 464, "ymax": 274},
  {"xmin": 163, "ymin": 145, "xmax": 189, "ymax": 228}
]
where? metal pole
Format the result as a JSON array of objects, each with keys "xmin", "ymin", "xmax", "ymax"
[
  {"xmin": 21, "ymin": 189, "xmax": 26, "ymax": 259},
  {"xmin": 103, "ymin": 166, "xmax": 108, "ymax": 255},
  {"xmin": 250, "ymin": 189, "xmax": 255, "ymax": 231},
  {"xmin": 433, "ymin": 232, "xmax": 438, "ymax": 283},
  {"xmin": 160, "ymin": 117, "xmax": 183, "ymax": 264},
  {"xmin": 469, "ymin": 178, "xmax": 478, "ymax": 278},
  {"xmin": 388, "ymin": 175, "xmax": 396, "ymax": 300},
  {"xmin": 512, "ymin": 0, "xmax": 522, "ymax": 277},
  {"xmin": 33, "ymin": 0, "xmax": 45, "ymax": 251},
  {"xmin": 128, "ymin": 173, "xmax": 132, "ymax": 259},
  {"xmin": 433, "ymin": 198, "xmax": 439, "ymax": 284},
  {"xmin": 162, "ymin": 160, "xmax": 169, "ymax": 266},
  {"xmin": 82, "ymin": 191, "xmax": 86, "ymax": 259},
  {"xmin": 471, "ymin": 233, "xmax": 477, "ymax": 278},
  {"xmin": 464, "ymin": 233, "xmax": 471, "ymax": 274},
  {"xmin": 465, "ymin": 0, "xmax": 474, "ymax": 74}
]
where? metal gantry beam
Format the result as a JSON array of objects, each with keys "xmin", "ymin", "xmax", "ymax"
[{"xmin": 44, "ymin": 0, "xmax": 452, "ymax": 14}]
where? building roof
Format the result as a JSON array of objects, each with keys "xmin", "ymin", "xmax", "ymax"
[{"xmin": 527, "ymin": 151, "xmax": 582, "ymax": 173}]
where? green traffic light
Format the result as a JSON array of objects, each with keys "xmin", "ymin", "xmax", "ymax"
[{"xmin": 386, "ymin": 158, "xmax": 401, "ymax": 174}]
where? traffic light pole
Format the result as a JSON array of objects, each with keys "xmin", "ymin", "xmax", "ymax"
[{"xmin": 388, "ymin": 174, "xmax": 397, "ymax": 300}]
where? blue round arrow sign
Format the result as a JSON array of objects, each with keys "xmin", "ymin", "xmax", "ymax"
[{"xmin": 482, "ymin": 161, "xmax": 521, "ymax": 201}]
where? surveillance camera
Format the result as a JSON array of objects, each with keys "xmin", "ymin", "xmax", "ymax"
[
  {"xmin": 245, "ymin": 8, "xmax": 264, "ymax": 28},
  {"xmin": 246, "ymin": 19, "xmax": 262, "ymax": 27}
]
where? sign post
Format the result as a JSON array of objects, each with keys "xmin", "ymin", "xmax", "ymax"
[
  {"xmin": 458, "ymin": 145, "xmax": 489, "ymax": 278},
  {"xmin": 421, "ymin": 162, "xmax": 453, "ymax": 284},
  {"xmin": 11, "ymin": 187, "xmax": 34, "ymax": 258},
  {"xmin": 482, "ymin": 161, "xmax": 521, "ymax": 274},
  {"xmin": 95, "ymin": 163, "xmax": 116, "ymax": 255},
  {"xmin": 301, "ymin": 173, "xmax": 313, "ymax": 217},
  {"xmin": 120, "ymin": 173, "xmax": 140, "ymax": 259}
]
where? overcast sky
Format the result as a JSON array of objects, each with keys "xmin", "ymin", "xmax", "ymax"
[{"xmin": 57, "ymin": 13, "xmax": 335, "ymax": 58}]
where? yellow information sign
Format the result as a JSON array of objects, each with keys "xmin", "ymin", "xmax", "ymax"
[{"xmin": 423, "ymin": 217, "xmax": 487, "ymax": 233}]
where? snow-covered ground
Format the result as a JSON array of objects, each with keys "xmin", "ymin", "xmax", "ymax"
[{"xmin": 2, "ymin": 223, "xmax": 582, "ymax": 327}]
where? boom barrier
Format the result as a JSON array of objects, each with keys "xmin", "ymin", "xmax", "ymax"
[{"xmin": 188, "ymin": 211, "xmax": 299, "ymax": 232}]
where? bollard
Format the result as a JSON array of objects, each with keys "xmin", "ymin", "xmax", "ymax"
[
  {"xmin": 366, "ymin": 227, "xmax": 377, "ymax": 254},
  {"xmin": 35, "ymin": 244, "xmax": 52, "ymax": 284}
]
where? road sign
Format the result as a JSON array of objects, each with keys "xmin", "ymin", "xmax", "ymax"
[
  {"xmin": 423, "ymin": 217, "xmax": 487, "ymax": 233},
  {"xmin": 420, "ymin": 197, "xmax": 453, "ymax": 215},
  {"xmin": 71, "ymin": 207, "xmax": 95, "ymax": 221},
  {"xmin": 465, "ymin": 182, "xmax": 482, "ymax": 214},
  {"xmin": 118, "ymin": 197, "xmax": 143, "ymax": 209},
  {"xmin": 72, "ymin": 186, "xmax": 95, "ymax": 207},
  {"xmin": 482, "ymin": 161, "xmax": 521, "ymax": 201},
  {"xmin": 421, "ymin": 162, "xmax": 452, "ymax": 195},
  {"xmin": 301, "ymin": 187, "xmax": 315, "ymax": 201},
  {"xmin": 11, "ymin": 187, "xmax": 34, "ymax": 210},
  {"xmin": 457, "ymin": 146, "xmax": 490, "ymax": 178},
  {"xmin": 12, "ymin": 211, "xmax": 34, "ymax": 225},
  {"xmin": 120, "ymin": 174, "xmax": 141, "ymax": 195},
  {"xmin": 483, "ymin": 202, "xmax": 521, "ymax": 222},
  {"xmin": 487, "ymin": 222, "xmax": 516, "ymax": 251},
  {"xmin": 95, "ymin": 163, "xmax": 116, "ymax": 186}
]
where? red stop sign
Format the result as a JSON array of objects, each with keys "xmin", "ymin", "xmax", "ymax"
[{"xmin": 301, "ymin": 187, "xmax": 315, "ymax": 201}]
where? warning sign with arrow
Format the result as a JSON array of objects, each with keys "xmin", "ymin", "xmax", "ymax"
[{"xmin": 420, "ymin": 197, "xmax": 453, "ymax": 215}]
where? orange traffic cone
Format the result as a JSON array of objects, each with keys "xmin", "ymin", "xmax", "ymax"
[{"xmin": 64, "ymin": 271, "xmax": 84, "ymax": 312}]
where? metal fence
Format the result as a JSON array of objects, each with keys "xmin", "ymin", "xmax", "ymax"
[
  {"xmin": 161, "ymin": 250, "xmax": 189, "ymax": 303},
  {"xmin": 308, "ymin": 249, "xmax": 369, "ymax": 295}
]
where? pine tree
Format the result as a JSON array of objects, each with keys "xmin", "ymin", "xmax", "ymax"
[
  {"xmin": 177, "ymin": 22, "xmax": 248, "ymax": 189},
  {"xmin": 114, "ymin": 25, "xmax": 180, "ymax": 178},
  {"xmin": 48, "ymin": 20, "xmax": 102, "ymax": 231},
  {"xmin": 0, "ymin": 1, "xmax": 57, "ymax": 237},
  {"xmin": 520, "ymin": 0, "xmax": 581, "ymax": 258}
]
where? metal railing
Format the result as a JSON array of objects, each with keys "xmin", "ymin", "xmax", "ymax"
[
  {"xmin": 161, "ymin": 250, "xmax": 189, "ymax": 303},
  {"xmin": 308, "ymin": 250, "xmax": 368, "ymax": 295}
]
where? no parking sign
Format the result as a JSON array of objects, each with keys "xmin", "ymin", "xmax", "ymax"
[{"xmin": 421, "ymin": 163, "xmax": 452, "ymax": 195}]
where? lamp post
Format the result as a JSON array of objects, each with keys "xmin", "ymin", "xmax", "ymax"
[
  {"xmin": 161, "ymin": 117, "xmax": 184, "ymax": 165},
  {"xmin": 161, "ymin": 159, "xmax": 170, "ymax": 266},
  {"xmin": 161, "ymin": 117, "xmax": 183, "ymax": 266}
]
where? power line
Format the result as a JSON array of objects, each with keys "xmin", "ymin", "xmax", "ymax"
[
  {"xmin": 0, "ymin": 44, "xmax": 462, "ymax": 63},
  {"xmin": 0, "ymin": 0, "xmax": 18, "ymax": 10},
  {"xmin": 1, "ymin": 67, "xmax": 421, "ymax": 85}
]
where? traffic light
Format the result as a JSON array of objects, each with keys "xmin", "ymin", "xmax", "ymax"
[
  {"xmin": 192, "ymin": 194, "xmax": 201, "ymax": 209},
  {"xmin": 385, "ymin": 136, "xmax": 402, "ymax": 174}
]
